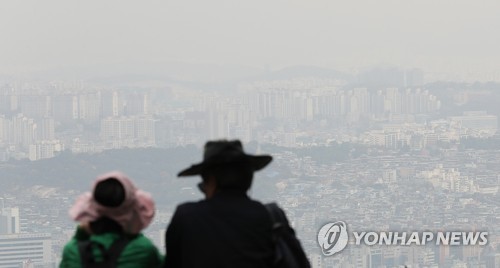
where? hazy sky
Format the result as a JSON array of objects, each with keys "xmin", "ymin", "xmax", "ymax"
[{"xmin": 1, "ymin": 0, "xmax": 499, "ymax": 79}]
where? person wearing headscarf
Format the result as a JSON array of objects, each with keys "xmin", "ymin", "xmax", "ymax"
[{"xmin": 60, "ymin": 171, "xmax": 163, "ymax": 268}]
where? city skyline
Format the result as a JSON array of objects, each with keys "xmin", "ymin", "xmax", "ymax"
[
  {"xmin": 0, "ymin": 1, "xmax": 499, "ymax": 267},
  {"xmin": 0, "ymin": 75, "xmax": 499, "ymax": 267}
]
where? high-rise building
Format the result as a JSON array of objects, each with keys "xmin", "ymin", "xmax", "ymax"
[
  {"xmin": 4, "ymin": 114, "xmax": 36, "ymax": 148},
  {"xmin": 0, "ymin": 207, "xmax": 19, "ymax": 234},
  {"xmin": 100, "ymin": 116, "xmax": 155, "ymax": 148},
  {"xmin": 51, "ymin": 95, "xmax": 77, "ymax": 124},
  {"xmin": 135, "ymin": 116, "xmax": 156, "ymax": 146},
  {"xmin": 101, "ymin": 90, "xmax": 123, "ymax": 118},
  {"xmin": 0, "ymin": 116, "xmax": 7, "ymax": 143},
  {"xmin": 385, "ymin": 88, "xmax": 402, "ymax": 114},
  {"xmin": 125, "ymin": 93, "xmax": 150, "ymax": 116},
  {"xmin": 19, "ymin": 95, "xmax": 50, "ymax": 120},
  {"xmin": 0, "ymin": 95, "xmax": 15, "ymax": 114},
  {"xmin": 352, "ymin": 87, "xmax": 370, "ymax": 114},
  {"xmin": 207, "ymin": 108, "xmax": 229, "ymax": 140},
  {"xmin": 78, "ymin": 92, "xmax": 101, "ymax": 123},
  {"xmin": 0, "ymin": 233, "xmax": 52, "ymax": 267},
  {"xmin": 29, "ymin": 142, "xmax": 58, "ymax": 161},
  {"xmin": 36, "ymin": 118, "xmax": 55, "ymax": 141},
  {"xmin": 371, "ymin": 90, "xmax": 385, "ymax": 117}
]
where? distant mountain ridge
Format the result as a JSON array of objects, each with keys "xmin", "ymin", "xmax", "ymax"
[
  {"xmin": 243, "ymin": 65, "xmax": 350, "ymax": 82},
  {"xmin": 0, "ymin": 146, "xmax": 281, "ymax": 203},
  {"xmin": 2, "ymin": 62, "xmax": 350, "ymax": 87}
]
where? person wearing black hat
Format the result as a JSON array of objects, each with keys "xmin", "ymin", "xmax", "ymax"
[{"xmin": 164, "ymin": 140, "xmax": 308, "ymax": 268}]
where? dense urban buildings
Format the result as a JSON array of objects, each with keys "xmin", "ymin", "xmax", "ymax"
[
  {"xmin": 1, "ymin": 78, "xmax": 491, "ymax": 160},
  {"xmin": 0, "ymin": 71, "xmax": 498, "ymax": 267}
]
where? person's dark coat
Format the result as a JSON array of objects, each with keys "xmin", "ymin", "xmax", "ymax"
[{"xmin": 164, "ymin": 190, "xmax": 275, "ymax": 268}]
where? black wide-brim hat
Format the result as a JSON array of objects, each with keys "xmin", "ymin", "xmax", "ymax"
[{"xmin": 177, "ymin": 140, "xmax": 272, "ymax": 177}]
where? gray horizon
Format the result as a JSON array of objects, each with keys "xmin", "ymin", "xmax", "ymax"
[{"xmin": 1, "ymin": 0, "xmax": 500, "ymax": 82}]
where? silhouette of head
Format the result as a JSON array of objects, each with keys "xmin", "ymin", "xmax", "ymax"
[
  {"xmin": 91, "ymin": 177, "xmax": 126, "ymax": 234},
  {"xmin": 93, "ymin": 177, "xmax": 126, "ymax": 208},
  {"xmin": 201, "ymin": 163, "xmax": 254, "ymax": 192},
  {"xmin": 178, "ymin": 140, "xmax": 272, "ymax": 196}
]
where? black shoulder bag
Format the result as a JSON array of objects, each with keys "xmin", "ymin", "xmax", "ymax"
[
  {"xmin": 78, "ymin": 236, "xmax": 130, "ymax": 268},
  {"xmin": 265, "ymin": 202, "xmax": 311, "ymax": 268}
]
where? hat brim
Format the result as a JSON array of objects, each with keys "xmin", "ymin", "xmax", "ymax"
[{"xmin": 177, "ymin": 155, "xmax": 272, "ymax": 177}]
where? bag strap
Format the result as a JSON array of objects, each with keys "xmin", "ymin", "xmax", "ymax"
[
  {"xmin": 265, "ymin": 202, "xmax": 285, "ymax": 265},
  {"xmin": 78, "ymin": 236, "xmax": 130, "ymax": 268},
  {"xmin": 265, "ymin": 203, "xmax": 311, "ymax": 268},
  {"xmin": 78, "ymin": 240, "xmax": 107, "ymax": 268},
  {"xmin": 265, "ymin": 202, "xmax": 290, "ymax": 231},
  {"xmin": 78, "ymin": 240, "xmax": 92, "ymax": 267},
  {"xmin": 106, "ymin": 236, "xmax": 130, "ymax": 267}
]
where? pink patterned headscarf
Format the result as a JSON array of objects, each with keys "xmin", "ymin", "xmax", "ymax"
[{"xmin": 69, "ymin": 171, "xmax": 155, "ymax": 234}]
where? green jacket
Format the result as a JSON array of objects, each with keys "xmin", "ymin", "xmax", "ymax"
[{"xmin": 60, "ymin": 227, "xmax": 163, "ymax": 268}]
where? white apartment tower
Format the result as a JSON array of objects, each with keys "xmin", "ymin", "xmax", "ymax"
[
  {"xmin": 0, "ymin": 207, "xmax": 19, "ymax": 235},
  {"xmin": 0, "ymin": 233, "xmax": 52, "ymax": 267}
]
